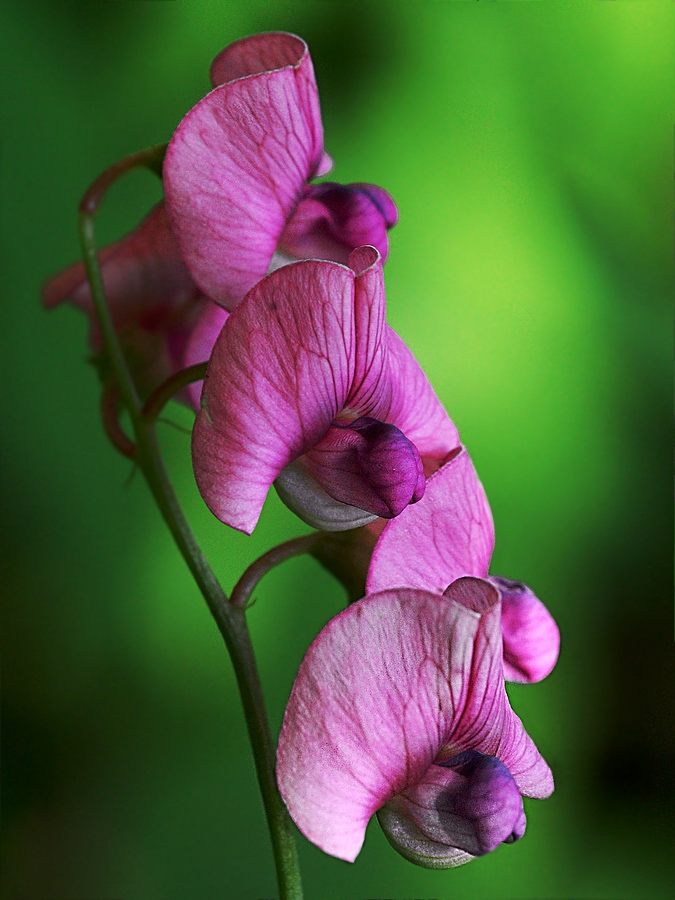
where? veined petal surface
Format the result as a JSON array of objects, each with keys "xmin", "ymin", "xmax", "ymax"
[
  {"xmin": 341, "ymin": 247, "xmax": 458, "ymax": 459},
  {"xmin": 277, "ymin": 578, "xmax": 551, "ymax": 863},
  {"xmin": 382, "ymin": 327, "xmax": 460, "ymax": 460},
  {"xmin": 439, "ymin": 580, "xmax": 553, "ymax": 800},
  {"xmin": 367, "ymin": 448, "xmax": 494, "ymax": 594},
  {"xmin": 165, "ymin": 32, "xmax": 326, "ymax": 308},
  {"xmin": 42, "ymin": 203, "xmax": 202, "ymax": 397},
  {"xmin": 191, "ymin": 260, "xmax": 355, "ymax": 533}
]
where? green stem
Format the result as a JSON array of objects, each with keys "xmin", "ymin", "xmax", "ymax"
[
  {"xmin": 231, "ymin": 534, "xmax": 321, "ymax": 609},
  {"xmin": 78, "ymin": 149, "xmax": 304, "ymax": 900},
  {"xmin": 142, "ymin": 361, "xmax": 208, "ymax": 423},
  {"xmin": 137, "ymin": 427, "xmax": 304, "ymax": 900}
]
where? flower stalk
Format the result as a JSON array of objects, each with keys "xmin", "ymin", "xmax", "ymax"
[
  {"xmin": 142, "ymin": 361, "xmax": 208, "ymax": 423},
  {"xmin": 78, "ymin": 148, "xmax": 304, "ymax": 900},
  {"xmin": 231, "ymin": 534, "xmax": 322, "ymax": 609}
]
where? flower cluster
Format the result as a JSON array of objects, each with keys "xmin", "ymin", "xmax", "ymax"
[{"xmin": 45, "ymin": 32, "xmax": 558, "ymax": 870}]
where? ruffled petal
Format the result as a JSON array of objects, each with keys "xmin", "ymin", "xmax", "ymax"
[
  {"xmin": 165, "ymin": 33, "xmax": 326, "ymax": 309},
  {"xmin": 277, "ymin": 577, "xmax": 550, "ymax": 863},
  {"xmin": 280, "ymin": 182, "xmax": 398, "ymax": 263},
  {"xmin": 439, "ymin": 580, "xmax": 554, "ymax": 800},
  {"xmin": 191, "ymin": 260, "xmax": 355, "ymax": 533},
  {"xmin": 343, "ymin": 246, "xmax": 389, "ymax": 414},
  {"xmin": 366, "ymin": 447, "xmax": 494, "ymax": 595},
  {"xmin": 304, "ymin": 417, "xmax": 425, "ymax": 518},
  {"xmin": 488, "ymin": 576, "xmax": 560, "ymax": 684}
]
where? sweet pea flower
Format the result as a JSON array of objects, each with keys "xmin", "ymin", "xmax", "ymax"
[
  {"xmin": 42, "ymin": 203, "xmax": 228, "ymax": 401},
  {"xmin": 366, "ymin": 446, "xmax": 560, "ymax": 683},
  {"xmin": 45, "ymin": 31, "xmax": 396, "ymax": 401},
  {"xmin": 164, "ymin": 31, "xmax": 398, "ymax": 311},
  {"xmin": 277, "ymin": 576, "xmax": 554, "ymax": 867},
  {"xmin": 192, "ymin": 247, "xmax": 459, "ymax": 534}
]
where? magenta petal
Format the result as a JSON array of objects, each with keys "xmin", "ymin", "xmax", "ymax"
[
  {"xmin": 488, "ymin": 576, "xmax": 560, "ymax": 683},
  {"xmin": 280, "ymin": 182, "xmax": 398, "ymax": 263},
  {"xmin": 165, "ymin": 33, "xmax": 325, "ymax": 308},
  {"xmin": 191, "ymin": 260, "xmax": 355, "ymax": 533},
  {"xmin": 277, "ymin": 577, "xmax": 551, "ymax": 863},
  {"xmin": 380, "ymin": 751, "xmax": 525, "ymax": 866},
  {"xmin": 367, "ymin": 447, "xmax": 494, "ymax": 595},
  {"xmin": 181, "ymin": 300, "xmax": 229, "ymax": 411},
  {"xmin": 271, "ymin": 248, "xmax": 446, "ymax": 529},
  {"xmin": 42, "ymin": 203, "xmax": 197, "ymax": 349},
  {"xmin": 382, "ymin": 326, "xmax": 460, "ymax": 460},
  {"xmin": 304, "ymin": 417, "xmax": 425, "ymax": 518},
  {"xmin": 210, "ymin": 31, "xmax": 309, "ymax": 86},
  {"xmin": 278, "ymin": 587, "xmax": 484, "ymax": 862},
  {"xmin": 345, "ymin": 246, "xmax": 389, "ymax": 414},
  {"xmin": 42, "ymin": 203, "xmax": 202, "ymax": 396},
  {"xmin": 439, "ymin": 579, "xmax": 554, "ymax": 800},
  {"xmin": 341, "ymin": 248, "xmax": 458, "ymax": 464}
]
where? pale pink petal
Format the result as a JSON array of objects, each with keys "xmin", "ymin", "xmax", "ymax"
[
  {"xmin": 277, "ymin": 577, "xmax": 551, "ymax": 863},
  {"xmin": 488, "ymin": 576, "xmax": 560, "ymax": 684},
  {"xmin": 181, "ymin": 300, "xmax": 229, "ymax": 410},
  {"xmin": 280, "ymin": 182, "xmax": 398, "ymax": 263},
  {"xmin": 304, "ymin": 417, "xmax": 425, "ymax": 518},
  {"xmin": 366, "ymin": 447, "xmax": 494, "ymax": 595},
  {"xmin": 191, "ymin": 260, "xmax": 355, "ymax": 533},
  {"xmin": 165, "ymin": 33, "xmax": 325, "ymax": 309}
]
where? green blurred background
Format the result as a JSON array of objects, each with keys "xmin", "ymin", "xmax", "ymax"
[{"xmin": 2, "ymin": 1, "xmax": 673, "ymax": 898}]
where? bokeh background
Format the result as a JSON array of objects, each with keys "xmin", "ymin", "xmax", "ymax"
[{"xmin": 2, "ymin": 1, "xmax": 673, "ymax": 899}]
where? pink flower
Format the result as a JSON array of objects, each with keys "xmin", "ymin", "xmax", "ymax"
[
  {"xmin": 366, "ymin": 446, "xmax": 560, "ymax": 683},
  {"xmin": 45, "ymin": 32, "xmax": 396, "ymax": 401},
  {"xmin": 42, "ymin": 203, "xmax": 227, "ymax": 401},
  {"xmin": 164, "ymin": 31, "xmax": 397, "ymax": 311},
  {"xmin": 191, "ymin": 247, "xmax": 459, "ymax": 534},
  {"xmin": 277, "ymin": 577, "xmax": 553, "ymax": 866}
]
